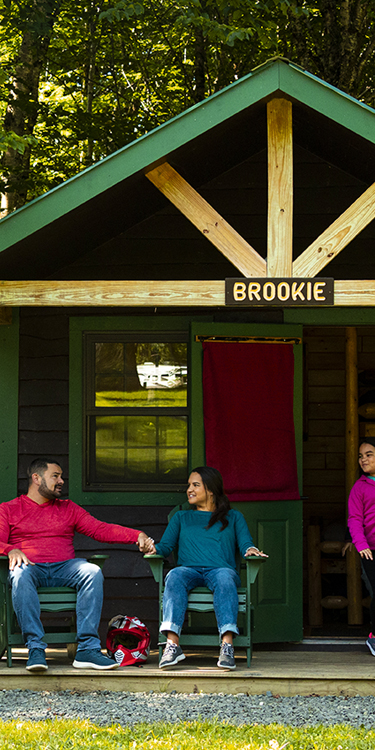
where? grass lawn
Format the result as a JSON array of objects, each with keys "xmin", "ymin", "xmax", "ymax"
[{"xmin": 0, "ymin": 720, "xmax": 373, "ymax": 749}]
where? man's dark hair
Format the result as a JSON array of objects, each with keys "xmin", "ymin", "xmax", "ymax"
[{"xmin": 27, "ymin": 458, "xmax": 62, "ymax": 486}]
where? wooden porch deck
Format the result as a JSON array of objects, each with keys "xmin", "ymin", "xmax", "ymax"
[{"xmin": 1, "ymin": 642, "xmax": 375, "ymax": 696}]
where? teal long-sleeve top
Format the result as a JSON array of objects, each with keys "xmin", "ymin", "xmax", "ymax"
[{"xmin": 154, "ymin": 509, "xmax": 255, "ymax": 571}]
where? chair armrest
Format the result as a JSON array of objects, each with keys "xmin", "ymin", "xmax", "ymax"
[
  {"xmin": 144, "ymin": 554, "xmax": 164, "ymax": 584},
  {"xmin": 243, "ymin": 555, "xmax": 267, "ymax": 584},
  {"xmin": 0, "ymin": 555, "xmax": 9, "ymax": 584},
  {"xmin": 87, "ymin": 554, "xmax": 109, "ymax": 570}
]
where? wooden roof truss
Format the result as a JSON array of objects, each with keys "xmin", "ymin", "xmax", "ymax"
[{"xmin": 1, "ymin": 97, "xmax": 375, "ymax": 310}]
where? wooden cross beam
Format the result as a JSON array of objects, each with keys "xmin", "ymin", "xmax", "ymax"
[
  {"xmin": 146, "ymin": 162, "xmax": 266, "ymax": 277},
  {"xmin": 0, "ymin": 279, "xmax": 374, "ymax": 306},
  {"xmin": 294, "ymin": 181, "xmax": 375, "ymax": 277},
  {"xmin": 267, "ymin": 98, "xmax": 293, "ymax": 277}
]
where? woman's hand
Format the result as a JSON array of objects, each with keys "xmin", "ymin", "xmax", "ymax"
[
  {"xmin": 137, "ymin": 532, "xmax": 156, "ymax": 554},
  {"xmin": 359, "ymin": 547, "xmax": 373, "ymax": 560},
  {"xmin": 245, "ymin": 547, "xmax": 268, "ymax": 558}
]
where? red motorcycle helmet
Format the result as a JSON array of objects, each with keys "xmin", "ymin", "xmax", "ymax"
[{"xmin": 106, "ymin": 614, "xmax": 151, "ymax": 666}]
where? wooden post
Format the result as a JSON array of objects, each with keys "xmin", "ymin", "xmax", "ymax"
[
  {"xmin": 308, "ymin": 525, "xmax": 323, "ymax": 627},
  {"xmin": 345, "ymin": 326, "xmax": 363, "ymax": 624},
  {"xmin": 267, "ymin": 98, "xmax": 293, "ymax": 277}
]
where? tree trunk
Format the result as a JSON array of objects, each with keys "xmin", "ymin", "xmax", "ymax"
[
  {"xmin": 1, "ymin": 0, "xmax": 62, "ymax": 214},
  {"xmin": 194, "ymin": 28, "xmax": 206, "ymax": 103}
]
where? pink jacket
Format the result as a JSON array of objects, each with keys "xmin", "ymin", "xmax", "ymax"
[{"xmin": 348, "ymin": 475, "xmax": 375, "ymax": 552}]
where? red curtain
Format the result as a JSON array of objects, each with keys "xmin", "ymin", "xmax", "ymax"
[{"xmin": 202, "ymin": 342, "xmax": 299, "ymax": 501}]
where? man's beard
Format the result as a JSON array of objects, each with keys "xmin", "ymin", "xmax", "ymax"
[{"xmin": 39, "ymin": 476, "xmax": 62, "ymax": 500}]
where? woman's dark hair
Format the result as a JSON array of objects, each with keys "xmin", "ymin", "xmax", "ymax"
[{"xmin": 191, "ymin": 466, "xmax": 230, "ymax": 530}]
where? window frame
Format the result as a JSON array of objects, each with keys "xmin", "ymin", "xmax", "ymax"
[{"xmin": 83, "ymin": 330, "xmax": 189, "ymax": 492}]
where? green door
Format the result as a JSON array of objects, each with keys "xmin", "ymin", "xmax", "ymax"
[{"xmin": 190, "ymin": 322, "xmax": 303, "ymax": 643}]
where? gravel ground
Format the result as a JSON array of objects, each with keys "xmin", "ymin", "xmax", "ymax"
[{"xmin": 0, "ymin": 690, "xmax": 375, "ymax": 728}]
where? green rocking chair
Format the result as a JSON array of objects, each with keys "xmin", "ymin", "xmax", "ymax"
[
  {"xmin": 144, "ymin": 507, "xmax": 266, "ymax": 667},
  {"xmin": 0, "ymin": 554, "xmax": 108, "ymax": 667}
]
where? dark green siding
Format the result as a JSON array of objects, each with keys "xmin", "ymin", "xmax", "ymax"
[{"xmin": 0, "ymin": 310, "xmax": 19, "ymax": 503}]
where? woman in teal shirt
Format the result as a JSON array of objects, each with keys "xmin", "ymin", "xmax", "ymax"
[{"xmin": 150, "ymin": 466, "xmax": 268, "ymax": 671}]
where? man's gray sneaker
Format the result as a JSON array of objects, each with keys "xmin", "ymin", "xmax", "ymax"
[
  {"xmin": 217, "ymin": 641, "xmax": 236, "ymax": 670},
  {"xmin": 159, "ymin": 641, "xmax": 186, "ymax": 669}
]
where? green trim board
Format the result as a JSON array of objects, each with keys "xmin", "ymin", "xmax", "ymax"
[
  {"xmin": 0, "ymin": 310, "xmax": 19, "ymax": 503},
  {"xmin": 278, "ymin": 63, "xmax": 375, "ymax": 143},
  {"xmin": 190, "ymin": 322, "xmax": 303, "ymax": 493},
  {"xmin": 1, "ymin": 59, "xmax": 375, "ymax": 254},
  {"xmin": 284, "ymin": 307, "xmax": 375, "ymax": 325},
  {"xmin": 69, "ymin": 315, "xmax": 209, "ymax": 506}
]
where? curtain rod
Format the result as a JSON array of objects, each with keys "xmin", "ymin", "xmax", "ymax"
[{"xmin": 195, "ymin": 335, "xmax": 302, "ymax": 345}]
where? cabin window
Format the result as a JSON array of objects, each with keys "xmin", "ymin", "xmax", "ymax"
[{"xmin": 83, "ymin": 332, "xmax": 188, "ymax": 490}]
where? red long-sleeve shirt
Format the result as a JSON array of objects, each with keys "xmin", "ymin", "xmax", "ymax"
[{"xmin": 0, "ymin": 495, "xmax": 142, "ymax": 563}]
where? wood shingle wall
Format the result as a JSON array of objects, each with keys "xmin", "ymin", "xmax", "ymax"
[
  {"xmin": 18, "ymin": 307, "xmax": 168, "ymax": 643},
  {"xmin": 303, "ymin": 326, "xmax": 375, "ymax": 535}
]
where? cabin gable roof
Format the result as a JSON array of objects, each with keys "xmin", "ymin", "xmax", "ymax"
[{"xmin": 0, "ymin": 58, "xmax": 375, "ymax": 280}]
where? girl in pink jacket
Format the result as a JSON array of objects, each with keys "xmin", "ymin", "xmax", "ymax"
[{"xmin": 348, "ymin": 438, "xmax": 375, "ymax": 656}]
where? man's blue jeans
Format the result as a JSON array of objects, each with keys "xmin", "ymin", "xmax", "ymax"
[
  {"xmin": 160, "ymin": 566, "xmax": 241, "ymax": 638},
  {"xmin": 9, "ymin": 558, "xmax": 104, "ymax": 652}
]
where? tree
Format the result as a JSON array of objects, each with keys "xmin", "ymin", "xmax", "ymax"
[
  {"xmin": 1, "ymin": 0, "xmax": 375, "ymax": 213},
  {"xmin": 279, "ymin": 0, "xmax": 375, "ymax": 104},
  {"xmin": 0, "ymin": 0, "xmax": 63, "ymax": 213}
]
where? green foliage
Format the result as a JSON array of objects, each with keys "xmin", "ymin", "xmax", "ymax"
[
  {"xmin": 100, "ymin": 1, "xmax": 144, "ymax": 23},
  {"xmin": 0, "ymin": 719, "xmax": 375, "ymax": 750},
  {"xmin": 0, "ymin": 127, "xmax": 36, "ymax": 155},
  {"xmin": 1, "ymin": 0, "xmax": 375, "ymax": 207}
]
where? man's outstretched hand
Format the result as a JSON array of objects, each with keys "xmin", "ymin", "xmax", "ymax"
[{"xmin": 8, "ymin": 549, "xmax": 34, "ymax": 570}]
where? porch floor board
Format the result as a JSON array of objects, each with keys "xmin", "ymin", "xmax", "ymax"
[{"xmin": 1, "ymin": 644, "xmax": 375, "ymax": 696}]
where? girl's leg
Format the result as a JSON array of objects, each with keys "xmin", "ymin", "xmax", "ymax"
[{"xmin": 361, "ymin": 554, "xmax": 375, "ymax": 634}]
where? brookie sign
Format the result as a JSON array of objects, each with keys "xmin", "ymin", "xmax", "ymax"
[{"xmin": 225, "ymin": 278, "xmax": 334, "ymax": 306}]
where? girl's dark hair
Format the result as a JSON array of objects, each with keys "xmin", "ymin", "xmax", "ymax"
[
  {"xmin": 359, "ymin": 438, "xmax": 375, "ymax": 450},
  {"xmin": 191, "ymin": 466, "xmax": 230, "ymax": 531},
  {"xmin": 358, "ymin": 439, "xmax": 375, "ymax": 476}
]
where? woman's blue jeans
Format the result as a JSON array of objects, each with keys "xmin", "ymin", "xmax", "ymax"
[
  {"xmin": 9, "ymin": 558, "xmax": 104, "ymax": 652},
  {"xmin": 160, "ymin": 566, "xmax": 241, "ymax": 638}
]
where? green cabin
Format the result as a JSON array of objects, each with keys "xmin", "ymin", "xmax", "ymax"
[{"xmin": 1, "ymin": 58, "xmax": 375, "ymax": 645}]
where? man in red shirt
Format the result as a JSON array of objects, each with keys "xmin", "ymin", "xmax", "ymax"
[{"xmin": 0, "ymin": 458, "xmax": 153, "ymax": 672}]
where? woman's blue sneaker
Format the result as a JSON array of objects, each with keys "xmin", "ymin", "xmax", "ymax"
[
  {"xmin": 26, "ymin": 648, "xmax": 48, "ymax": 672},
  {"xmin": 366, "ymin": 632, "xmax": 375, "ymax": 656},
  {"xmin": 73, "ymin": 648, "xmax": 118, "ymax": 670}
]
